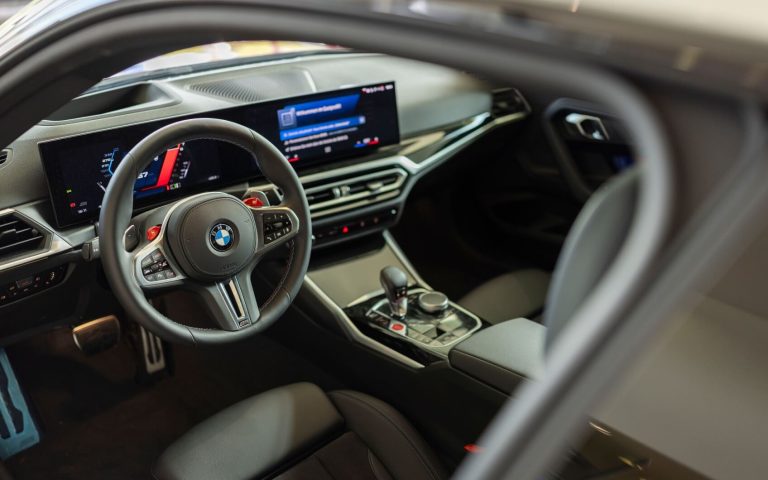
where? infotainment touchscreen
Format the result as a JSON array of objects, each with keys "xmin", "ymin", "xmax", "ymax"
[{"xmin": 40, "ymin": 82, "xmax": 399, "ymax": 227}]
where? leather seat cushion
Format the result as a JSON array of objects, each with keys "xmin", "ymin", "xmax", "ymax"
[
  {"xmin": 152, "ymin": 383, "xmax": 344, "ymax": 480},
  {"xmin": 153, "ymin": 383, "xmax": 445, "ymax": 480},
  {"xmin": 328, "ymin": 390, "xmax": 446, "ymax": 480},
  {"xmin": 274, "ymin": 431, "xmax": 391, "ymax": 480},
  {"xmin": 460, "ymin": 269, "xmax": 551, "ymax": 323}
]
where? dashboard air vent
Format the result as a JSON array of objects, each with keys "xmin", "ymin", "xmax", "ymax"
[
  {"xmin": 188, "ymin": 69, "xmax": 314, "ymax": 103},
  {"xmin": 0, "ymin": 212, "xmax": 45, "ymax": 260},
  {"xmin": 303, "ymin": 168, "xmax": 408, "ymax": 218},
  {"xmin": 0, "ymin": 149, "xmax": 9, "ymax": 167},
  {"xmin": 491, "ymin": 88, "xmax": 529, "ymax": 117}
]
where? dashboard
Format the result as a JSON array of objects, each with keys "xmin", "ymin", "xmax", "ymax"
[
  {"xmin": 0, "ymin": 52, "xmax": 520, "ymax": 337},
  {"xmin": 40, "ymin": 82, "xmax": 399, "ymax": 227}
]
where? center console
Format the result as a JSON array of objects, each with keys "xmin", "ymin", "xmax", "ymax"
[
  {"xmin": 304, "ymin": 231, "xmax": 488, "ymax": 365},
  {"xmin": 345, "ymin": 270, "xmax": 481, "ymax": 357},
  {"xmin": 304, "ymin": 231, "xmax": 546, "ymax": 396}
]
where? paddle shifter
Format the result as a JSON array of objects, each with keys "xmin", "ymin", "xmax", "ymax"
[{"xmin": 380, "ymin": 266, "xmax": 408, "ymax": 319}]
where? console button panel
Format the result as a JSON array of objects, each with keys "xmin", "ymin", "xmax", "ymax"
[
  {"xmin": 0, "ymin": 264, "xmax": 68, "ymax": 306},
  {"xmin": 345, "ymin": 288, "xmax": 482, "ymax": 357},
  {"xmin": 313, "ymin": 207, "xmax": 398, "ymax": 247},
  {"xmin": 263, "ymin": 213, "xmax": 293, "ymax": 244}
]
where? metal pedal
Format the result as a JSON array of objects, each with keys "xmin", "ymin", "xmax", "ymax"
[
  {"xmin": 139, "ymin": 326, "xmax": 166, "ymax": 375},
  {"xmin": 72, "ymin": 315, "xmax": 121, "ymax": 355}
]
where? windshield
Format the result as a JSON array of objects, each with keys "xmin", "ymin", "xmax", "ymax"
[{"xmin": 109, "ymin": 41, "xmax": 344, "ymax": 80}]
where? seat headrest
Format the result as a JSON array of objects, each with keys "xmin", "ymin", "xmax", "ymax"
[{"xmin": 544, "ymin": 168, "xmax": 639, "ymax": 349}]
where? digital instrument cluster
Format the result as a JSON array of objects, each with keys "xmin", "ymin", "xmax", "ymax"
[{"xmin": 40, "ymin": 82, "xmax": 399, "ymax": 227}]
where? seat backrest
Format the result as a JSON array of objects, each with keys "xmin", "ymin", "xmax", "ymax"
[{"xmin": 543, "ymin": 168, "xmax": 639, "ymax": 349}]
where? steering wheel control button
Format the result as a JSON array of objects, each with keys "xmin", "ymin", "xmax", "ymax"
[
  {"xmin": 209, "ymin": 223, "xmax": 235, "ymax": 252},
  {"xmin": 141, "ymin": 249, "xmax": 175, "ymax": 282},
  {"xmin": 263, "ymin": 213, "xmax": 293, "ymax": 244}
]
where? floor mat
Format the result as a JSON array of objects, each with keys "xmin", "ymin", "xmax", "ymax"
[{"xmin": 4, "ymin": 326, "xmax": 342, "ymax": 480}]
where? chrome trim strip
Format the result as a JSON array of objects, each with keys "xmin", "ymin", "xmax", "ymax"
[
  {"xmin": 0, "ymin": 208, "xmax": 72, "ymax": 273},
  {"xmin": 440, "ymin": 112, "xmax": 491, "ymax": 144},
  {"xmin": 417, "ymin": 111, "xmax": 527, "ymax": 171},
  {"xmin": 303, "ymin": 275, "xmax": 424, "ymax": 369},
  {"xmin": 218, "ymin": 277, "xmax": 246, "ymax": 320}
]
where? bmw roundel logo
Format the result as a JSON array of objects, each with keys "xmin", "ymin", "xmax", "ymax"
[{"xmin": 210, "ymin": 223, "xmax": 235, "ymax": 251}]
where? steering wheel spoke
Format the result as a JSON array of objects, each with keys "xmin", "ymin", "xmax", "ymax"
[
  {"xmin": 249, "ymin": 205, "xmax": 301, "ymax": 255},
  {"xmin": 195, "ymin": 270, "xmax": 259, "ymax": 331}
]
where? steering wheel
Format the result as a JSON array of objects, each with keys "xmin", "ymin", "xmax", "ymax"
[{"xmin": 98, "ymin": 118, "xmax": 311, "ymax": 345}]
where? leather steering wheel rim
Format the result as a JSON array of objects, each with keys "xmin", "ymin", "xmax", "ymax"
[{"xmin": 99, "ymin": 118, "xmax": 311, "ymax": 345}]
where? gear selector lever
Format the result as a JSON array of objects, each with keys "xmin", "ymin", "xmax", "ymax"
[{"xmin": 380, "ymin": 266, "xmax": 408, "ymax": 319}]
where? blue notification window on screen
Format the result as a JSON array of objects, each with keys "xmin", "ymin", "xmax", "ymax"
[{"xmin": 273, "ymin": 84, "xmax": 398, "ymax": 164}]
